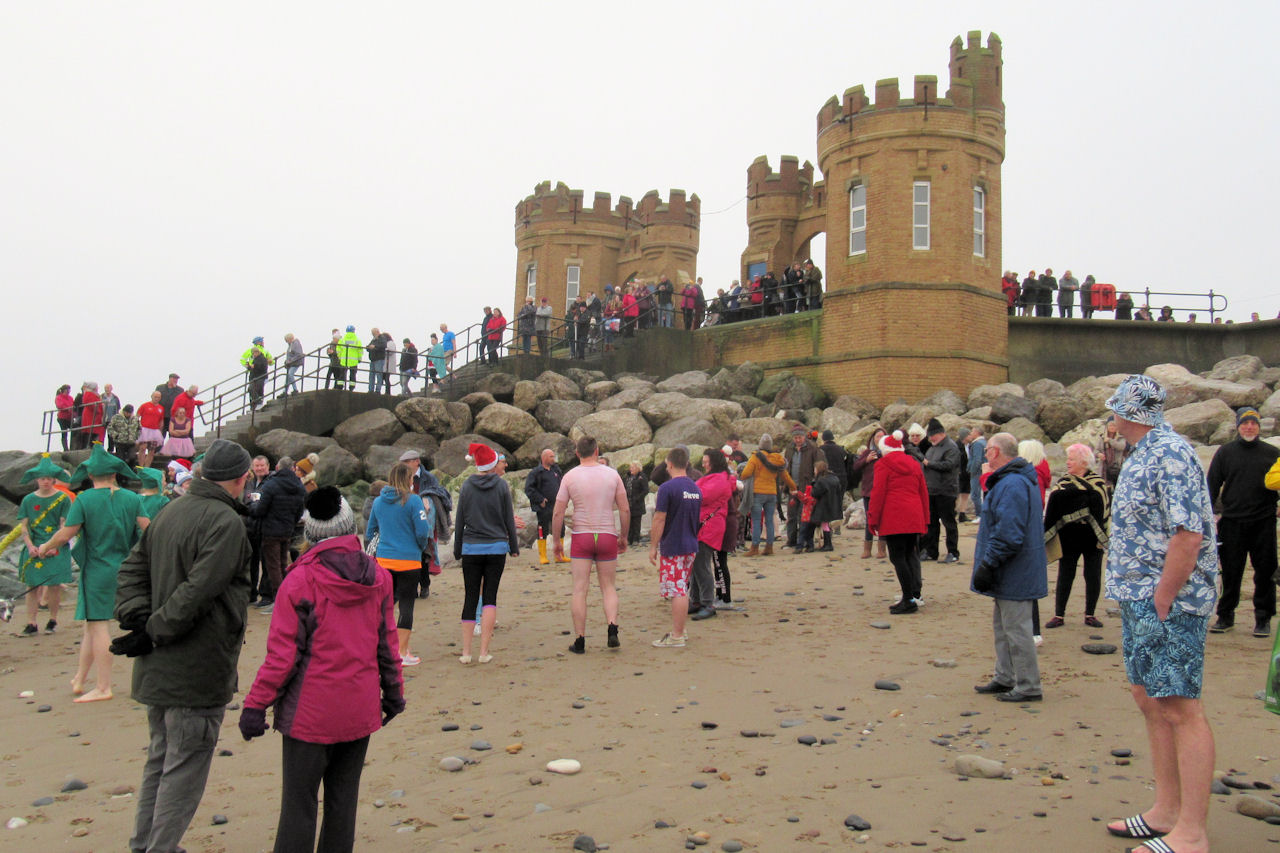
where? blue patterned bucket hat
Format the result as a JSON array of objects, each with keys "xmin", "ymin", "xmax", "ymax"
[{"xmin": 1106, "ymin": 374, "xmax": 1166, "ymax": 426}]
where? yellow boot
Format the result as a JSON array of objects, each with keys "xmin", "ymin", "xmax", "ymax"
[
  {"xmin": 556, "ymin": 537, "xmax": 572, "ymax": 562},
  {"xmin": 537, "ymin": 538, "xmax": 549, "ymax": 565}
]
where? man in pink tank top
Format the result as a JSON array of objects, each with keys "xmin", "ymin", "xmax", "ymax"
[{"xmin": 553, "ymin": 436, "xmax": 630, "ymax": 654}]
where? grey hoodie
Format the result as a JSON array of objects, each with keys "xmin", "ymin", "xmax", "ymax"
[{"xmin": 453, "ymin": 473, "xmax": 519, "ymax": 559}]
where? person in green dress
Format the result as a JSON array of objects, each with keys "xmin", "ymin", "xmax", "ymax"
[
  {"xmin": 137, "ymin": 468, "xmax": 169, "ymax": 519},
  {"xmin": 16, "ymin": 454, "xmax": 74, "ymax": 636},
  {"xmin": 38, "ymin": 444, "xmax": 148, "ymax": 703}
]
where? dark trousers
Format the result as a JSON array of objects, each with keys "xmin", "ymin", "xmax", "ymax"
[
  {"xmin": 1058, "ymin": 305, "xmax": 1074, "ymax": 318},
  {"xmin": 1217, "ymin": 516, "xmax": 1278, "ymax": 621},
  {"xmin": 1036, "ymin": 303, "xmax": 1052, "ymax": 317},
  {"xmin": 627, "ymin": 505, "xmax": 644, "ymax": 544},
  {"xmin": 714, "ymin": 549, "xmax": 731, "ymax": 603},
  {"xmin": 886, "ymin": 533, "xmax": 922, "ymax": 601},
  {"xmin": 536, "ymin": 330, "xmax": 549, "ymax": 354},
  {"xmin": 392, "ymin": 569, "xmax": 421, "ymax": 630},
  {"xmin": 274, "ymin": 735, "xmax": 369, "ymax": 853},
  {"xmin": 325, "ymin": 365, "xmax": 343, "ymax": 389},
  {"xmin": 486, "ymin": 339, "xmax": 499, "ymax": 363},
  {"xmin": 261, "ymin": 536, "xmax": 291, "ymax": 601},
  {"xmin": 1054, "ymin": 540, "xmax": 1102, "ymax": 617},
  {"xmin": 923, "ymin": 494, "xmax": 958, "ymax": 559},
  {"xmin": 461, "ymin": 553, "xmax": 506, "ymax": 619},
  {"xmin": 57, "ymin": 417, "xmax": 72, "ymax": 450}
]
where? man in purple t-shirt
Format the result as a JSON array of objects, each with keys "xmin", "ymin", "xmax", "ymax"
[{"xmin": 648, "ymin": 446, "xmax": 702, "ymax": 648}]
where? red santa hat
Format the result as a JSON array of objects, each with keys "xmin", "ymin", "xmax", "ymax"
[
  {"xmin": 466, "ymin": 443, "xmax": 498, "ymax": 472},
  {"xmin": 879, "ymin": 430, "xmax": 905, "ymax": 455}
]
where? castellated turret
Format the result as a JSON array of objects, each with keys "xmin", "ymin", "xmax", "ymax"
[{"xmin": 513, "ymin": 181, "xmax": 700, "ymax": 318}]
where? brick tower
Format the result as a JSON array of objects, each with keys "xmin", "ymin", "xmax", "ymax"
[
  {"xmin": 742, "ymin": 31, "xmax": 1007, "ymax": 404},
  {"xmin": 513, "ymin": 182, "xmax": 700, "ymax": 318}
]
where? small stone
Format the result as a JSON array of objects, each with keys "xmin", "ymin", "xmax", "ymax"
[
  {"xmin": 722, "ymin": 842, "xmax": 744, "ymax": 852},
  {"xmin": 218, "ymin": 748, "xmax": 233, "ymax": 756},
  {"xmin": 37, "ymin": 705, "xmax": 52, "ymax": 713},
  {"xmin": 572, "ymin": 702, "xmax": 585, "ymax": 709},
  {"xmin": 797, "ymin": 735, "xmax": 818, "ymax": 746},
  {"xmin": 955, "ymin": 754, "xmax": 1006, "ymax": 779},
  {"xmin": 844, "ymin": 814, "xmax": 872, "ymax": 831},
  {"xmin": 820, "ymin": 737, "xmax": 837, "ymax": 745},
  {"xmin": 470, "ymin": 724, "xmax": 483, "ymax": 730},
  {"xmin": 67, "ymin": 731, "xmax": 79, "ymax": 737},
  {"xmin": 573, "ymin": 834, "xmax": 598, "ymax": 852},
  {"xmin": 1033, "ymin": 811, "xmax": 1047, "ymax": 818},
  {"xmin": 870, "ymin": 621, "xmax": 891, "ymax": 629},
  {"xmin": 740, "ymin": 730, "xmax": 759, "ymax": 738},
  {"xmin": 822, "ymin": 714, "xmax": 842, "ymax": 721},
  {"xmin": 374, "ymin": 800, "xmax": 386, "ymax": 808},
  {"xmin": 655, "ymin": 820, "xmax": 671, "ymax": 828},
  {"xmin": 211, "ymin": 814, "xmax": 228, "ymax": 825},
  {"xmin": 719, "ymin": 772, "xmax": 731, "ymax": 781},
  {"xmin": 546, "ymin": 758, "xmax": 582, "ymax": 775},
  {"xmin": 31, "ymin": 797, "xmax": 53, "ymax": 807},
  {"xmin": 1081, "ymin": 643, "xmax": 1118, "ymax": 655},
  {"xmin": 442, "ymin": 723, "xmax": 459, "ymax": 731},
  {"xmin": 17, "ymin": 690, "xmax": 34, "ymax": 698},
  {"xmin": 506, "ymin": 743, "xmax": 523, "ymax": 754},
  {"xmin": 6, "ymin": 817, "xmax": 28, "ymax": 829},
  {"xmin": 471, "ymin": 740, "xmax": 492, "ymax": 751},
  {"xmin": 529, "ymin": 776, "xmax": 543, "ymax": 786},
  {"xmin": 534, "ymin": 803, "xmax": 552, "ymax": 813},
  {"xmin": 874, "ymin": 680, "xmax": 901, "ymax": 691},
  {"xmin": 1222, "ymin": 776, "xmax": 1252, "ymax": 789},
  {"xmin": 60, "ymin": 778, "xmax": 87, "ymax": 792},
  {"xmin": 929, "ymin": 659, "xmax": 958, "ymax": 668},
  {"xmin": 1040, "ymin": 777, "xmax": 1055, "ymax": 786},
  {"xmin": 942, "ymin": 835, "xmax": 966, "ymax": 842},
  {"xmin": 691, "ymin": 780, "xmax": 708, "ymax": 789},
  {"xmin": 689, "ymin": 830, "xmax": 711, "ymax": 844},
  {"xmin": 1110, "ymin": 748, "xmax": 1132, "ymax": 758},
  {"xmin": 780, "ymin": 719, "xmax": 803, "ymax": 728},
  {"xmin": 1254, "ymin": 780, "xmax": 1273, "ymax": 790},
  {"xmin": 1237, "ymin": 794, "xmax": 1280, "ymax": 820},
  {"xmin": 72, "ymin": 828, "xmax": 89, "ymax": 837},
  {"xmin": 959, "ymin": 710, "xmax": 979, "ymax": 717},
  {"xmin": 1211, "ymin": 779, "xmax": 1232, "ymax": 795},
  {"xmin": 787, "ymin": 816, "xmax": 800, "ymax": 822},
  {"xmin": 701, "ymin": 721, "xmax": 718, "ymax": 729},
  {"xmin": 439, "ymin": 757, "xmax": 465, "ymax": 772},
  {"xmin": 451, "ymin": 812, "xmax": 469, "ymax": 821}
]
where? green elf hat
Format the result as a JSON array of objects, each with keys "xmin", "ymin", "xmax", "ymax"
[
  {"xmin": 20, "ymin": 453, "xmax": 70, "ymax": 484},
  {"xmin": 70, "ymin": 443, "xmax": 142, "ymax": 484},
  {"xmin": 136, "ymin": 467, "xmax": 164, "ymax": 489}
]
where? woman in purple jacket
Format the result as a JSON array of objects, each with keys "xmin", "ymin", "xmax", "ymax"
[{"xmin": 239, "ymin": 487, "xmax": 404, "ymax": 853}]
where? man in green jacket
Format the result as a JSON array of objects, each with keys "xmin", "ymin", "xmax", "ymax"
[
  {"xmin": 114, "ymin": 439, "xmax": 253, "ymax": 853},
  {"xmin": 338, "ymin": 324, "xmax": 362, "ymax": 390}
]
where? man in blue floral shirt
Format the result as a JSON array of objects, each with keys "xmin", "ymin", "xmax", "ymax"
[{"xmin": 1102, "ymin": 374, "xmax": 1217, "ymax": 853}]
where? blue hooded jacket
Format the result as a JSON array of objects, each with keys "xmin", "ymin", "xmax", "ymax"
[
  {"xmin": 971, "ymin": 457, "xmax": 1048, "ymax": 601},
  {"xmin": 366, "ymin": 487, "xmax": 434, "ymax": 561}
]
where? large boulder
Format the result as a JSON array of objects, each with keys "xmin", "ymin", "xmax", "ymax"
[
  {"xmin": 820, "ymin": 407, "xmax": 860, "ymax": 437},
  {"xmin": 656, "ymin": 370, "xmax": 723, "ymax": 399},
  {"xmin": 639, "ymin": 393, "xmax": 744, "ymax": 432},
  {"xmin": 513, "ymin": 432, "xmax": 576, "ymax": 469},
  {"xmin": 839, "ymin": 422, "xmax": 885, "ymax": 455},
  {"xmin": 459, "ymin": 391, "xmax": 497, "ymax": 417},
  {"xmin": 615, "ymin": 375, "xmax": 657, "ymax": 392},
  {"xmin": 755, "ymin": 371, "xmax": 794, "ymax": 402},
  {"xmin": 583, "ymin": 381, "xmax": 620, "ymax": 405},
  {"xmin": 730, "ymin": 417, "xmax": 794, "ymax": 447},
  {"xmin": 989, "ymin": 393, "xmax": 1039, "ymax": 424},
  {"xmin": 607, "ymin": 443, "xmax": 657, "ymax": 474},
  {"xmin": 718, "ymin": 362, "xmax": 764, "ymax": 397},
  {"xmin": 332, "ymin": 408, "xmax": 405, "ymax": 458},
  {"xmin": 474, "ymin": 403, "xmax": 541, "ymax": 451},
  {"xmin": 772, "ymin": 375, "xmax": 823, "ymax": 410},
  {"xmin": 1145, "ymin": 363, "xmax": 1269, "ymax": 409},
  {"xmin": 1165, "ymin": 398, "xmax": 1235, "ymax": 444},
  {"xmin": 831, "ymin": 395, "xmax": 881, "ymax": 420},
  {"xmin": 564, "ymin": 367, "xmax": 607, "ymax": 390},
  {"xmin": 879, "ymin": 402, "xmax": 913, "ymax": 432},
  {"xmin": 967, "ymin": 383, "xmax": 1025, "ymax": 410},
  {"xmin": 1058, "ymin": 417, "xmax": 1108, "ymax": 450},
  {"xmin": 0, "ymin": 496, "xmax": 18, "ymax": 537},
  {"xmin": 362, "ymin": 445, "xmax": 405, "ymax": 483},
  {"xmin": 395, "ymin": 397, "xmax": 472, "ymax": 439},
  {"xmin": 1260, "ymin": 387, "xmax": 1280, "ymax": 421},
  {"xmin": 513, "ymin": 380, "xmax": 550, "ymax": 412},
  {"xmin": 435, "ymin": 434, "xmax": 505, "ymax": 478},
  {"xmin": 534, "ymin": 399, "xmax": 595, "ymax": 435},
  {"xmin": 730, "ymin": 395, "xmax": 766, "ymax": 415},
  {"xmin": 652, "ymin": 417, "xmax": 726, "ymax": 449},
  {"xmin": 1204, "ymin": 355, "xmax": 1265, "ymax": 383},
  {"xmin": 596, "ymin": 386, "xmax": 655, "ymax": 412},
  {"xmin": 0, "ymin": 451, "xmax": 46, "ymax": 502},
  {"xmin": 1025, "ymin": 378, "xmax": 1067, "ymax": 405},
  {"xmin": 1036, "ymin": 395, "xmax": 1088, "ymax": 441},
  {"xmin": 917, "ymin": 389, "xmax": 968, "ymax": 416},
  {"xmin": 392, "ymin": 432, "xmax": 440, "ymax": 463},
  {"xmin": 536, "ymin": 370, "xmax": 582, "ymax": 401},
  {"xmin": 316, "ymin": 444, "xmax": 362, "ymax": 488},
  {"xmin": 568, "ymin": 409, "xmax": 653, "ymax": 452},
  {"xmin": 477, "ymin": 372, "xmax": 517, "ymax": 401},
  {"xmin": 1001, "ymin": 417, "xmax": 1048, "ymax": 444},
  {"xmin": 256, "ymin": 429, "xmax": 336, "ymax": 462}
]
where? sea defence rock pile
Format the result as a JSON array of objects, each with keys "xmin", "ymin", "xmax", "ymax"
[{"xmin": 2, "ymin": 357, "xmax": 1278, "ymax": 595}]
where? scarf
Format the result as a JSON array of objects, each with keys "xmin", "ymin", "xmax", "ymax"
[{"xmin": 1044, "ymin": 472, "xmax": 1110, "ymax": 549}]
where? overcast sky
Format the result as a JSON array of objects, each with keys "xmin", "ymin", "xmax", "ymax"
[{"xmin": 4, "ymin": 1, "xmax": 1277, "ymax": 453}]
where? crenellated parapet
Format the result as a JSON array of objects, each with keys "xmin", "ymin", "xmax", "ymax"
[{"xmin": 514, "ymin": 181, "xmax": 699, "ymax": 232}]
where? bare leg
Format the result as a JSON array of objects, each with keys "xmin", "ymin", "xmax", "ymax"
[
  {"xmin": 570, "ymin": 560, "xmax": 591, "ymax": 637},
  {"xmin": 671, "ymin": 595, "xmax": 688, "ymax": 638},
  {"xmin": 595, "ymin": 561, "xmax": 619, "ymax": 625},
  {"xmin": 478, "ymin": 606, "xmax": 497, "ymax": 658},
  {"xmin": 25, "ymin": 588, "xmax": 40, "ymax": 626},
  {"xmin": 397, "ymin": 627, "xmax": 411, "ymax": 658},
  {"xmin": 45, "ymin": 586, "xmax": 62, "ymax": 624},
  {"xmin": 459, "ymin": 621, "xmax": 474, "ymax": 659},
  {"xmin": 74, "ymin": 621, "xmax": 113, "ymax": 702},
  {"xmin": 72, "ymin": 623, "xmax": 93, "ymax": 693}
]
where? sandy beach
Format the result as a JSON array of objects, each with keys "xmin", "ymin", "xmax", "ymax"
[{"xmin": 2, "ymin": 525, "xmax": 1277, "ymax": 852}]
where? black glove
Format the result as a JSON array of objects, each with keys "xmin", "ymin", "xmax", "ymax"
[
  {"xmin": 973, "ymin": 562, "xmax": 999, "ymax": 593},
  {"xmin": 118, "ymin": 614, "xmax": 148, "ymax": 633},
  {"xmin": 109, "ymin": 629, "xmax": 153, "ymax": 658},
  {"xmin": 381, "ymin": 695, "xmax": 405, "ymax": 727},
  {"xmin": 239, "ymin": 706, "xmax": 268, "ymax": 740}
]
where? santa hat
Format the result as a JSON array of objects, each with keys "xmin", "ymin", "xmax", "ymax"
[
  {"xmin": 167, "ymin": 458, "xmax": 192, "ymax": 476},
  {"xmin": 466, "ymin": 443, "xmax": 498, "ymax": 472},
  {"xmin": 879, "ymin": 430, "xmax": 906, "ymax": 455}
]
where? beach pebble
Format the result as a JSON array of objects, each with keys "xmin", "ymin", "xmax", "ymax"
[
  {"xmin": 17, "ymin": 690, "xmax": 33, "ymax": 698},
  {"xmin": 822, "ymin": 714, "xmax": 842, "ymax": 721},
  {"xmin": 225, "ymin": 702, "xmax": 240, "ymax": 710},
  {"xmin": 546, "ymin": 758, "xmax": 582, "ymax": 775},
  {"xmin": 739, "ymin": 730, "xmax": 759, "ymax": 738},
  {"xmin": 1222, "ymin": 776, "xmax": 1253, "ymax": 789},
  {"xmin": 218, "ymin": 748, "xmax": 233, "ymax": 756},
  {"xmin": 211, "ymin": 814, "xmax": 228, "ymax": 825},
  {"xmin": 797, "ymin": 735, "xmax": 818, "ymax": 746},
  {"xmin": 844, "ymin": 814, "xmax": 872, "ymax": 831},
  {"xmin": 471, "ymin": 740, "xmax": 491, "ymax": 751},
  {"xmin": 451, "ymin": 813, "xmax": 469, "ymax": 821},
  {"xmin": 691, "ymin": 780, "xmax": 708, "ymax": 789},
  {"xmin": 573, "ymin": 835, "xmax": 598, "ymax": 852},
  {"xmin": 1237, "ymin": 794, "xmax": 1280, "ymax": 820},
  {"xmin": 441, "ymin": 722, "xmax": 459, "ymax": 731},
  {"xmin": 506, "ymin": 743, "xmax": 523, "ymax": 754},
  {"xmin": 655, "ymin": 820, "xmax": 671, "ymax": 828},
  {"xmin": 689, "ymin": 830, "xmax": 711, "ymax": 844},
  {"xmin": 572, "ymin": 702, "xmax": 585, "ymax": 709},
  {"xmin": 1211, "ymin": 779, "xmax": 1232, "ymax": 795},
  {"xmin": 722, "ymin": 842, "xmax": 743, "ymax": 852},
  {"xmin": 439, "ymin": 757, "xmax": 465, "ymax": 772},
  {"xmin": 955, "ymin": 754, "xmax": 1006, "ymax": 779},
  {"xmin": 780, "ymin": 719, "xmax": 803, "ymax": 728},
  {"xmin": 31, "ymin": 797, "xmax": 53, "ymax": 807},
  {"xmin": 787, "ymin": 816, "xmax": 800, "ymax": 822},
  {"xmin": 534, "ymin": 803, "xmax": 552, "ymax": 813},
  {"xmin": 72, "ymin": 828, "xmax": 89, "ymax": 837},
  {"xmin": 470, "ymin": 724, "xmax": 483, "ymax": 730},
  {"xmin": 373, "ymin": 800, "xmax": 385, "ymax": 808},
  {"xmin": 1110, "ymin": 748, "xmax": 1132, "ymax": 758},
  {"xmin": 37, "ymin": 705, "xmax": 52, "ymax": 713},
  {"xmin": 820, "ymin": 737, "xmax": 837, "ymax": 745},
  {"xmin": 390, "ymin": 789, "xmax": 405, "ymax": 798},
  {"xmin": 929, "ymin": 659, "xmax": 958, "ymax": 668},
  {"xmin": 701, "ymin": 721, "xmax": 718, "ymax": 729},
  {"xmin": 7, "ymin": 817, "xmax": 28, "ymax": 829},
  {"xmin": 61, "ymin": 778, "xmax": 87, "ymax": 792},
  {"xmin": 874, "ymin": 680, "xmax": 900, "ymax": 691},
  {"xmin": 1081, "ymin": 643, "xmax": 1117, "ymax": 655},
  {"xmin": 869, "ymin": 621, "xmax": 891, "ymax": 630},
  {"xmin": 529, "ymin": 776, "xmax": 543, "ymax": 785}
]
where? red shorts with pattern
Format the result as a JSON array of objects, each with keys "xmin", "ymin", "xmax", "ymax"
[{"xmin": 658, "ymin": 553, "xmax": 694, "ymax": 599}]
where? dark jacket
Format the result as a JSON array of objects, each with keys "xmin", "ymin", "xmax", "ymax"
[
  {"xmin": 923, "ymin": 437, "xmax": 962, "ymax": 496},
  {"xmin": 1207, "ymin": 437, "xmax": 1280, "ymax": 522},
  {"xmin": 1044, "ymin": 472, "xmax": 1111, "ymax": 553},
  {"xmin": 524, "ymin": 463, "xmax": 563, "ymax": 513},
  {"xmin": 820, "ymin": 440, "xmax": 850, "ymax": 492},
  {"xmin": 516, "ymin": 304, "xmax": 537, "ymax": 334},
  {"xmin": 971, "ymin": 458, "xmax": 1048, "ymax": 601},
  {"xmin": 809, "ymin": 472, "xmax": 843, "ymax": 524},
  {"xmin": 454, "ymin": 473, "xmax": 519, "ymax": 559},
  {"xmin": 783, "ymin": 439, "xmax": 821, "ymax": 492},
  {"xmin": 250, "ymin": 468, "xmax": 307, "ymax": 539},
  {"xmin": 399, "ymin": 344, "xmax": 418, "ymax": 372},
  {"xmin": 623, "ymin": 471, "xmax": 649, "ymax": 509},
  {"xmin": 116, "ymin": 477, "xmax": 252, "ymax": 707}
]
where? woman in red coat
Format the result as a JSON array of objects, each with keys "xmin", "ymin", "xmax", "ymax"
[
  {"xmin": 78, "ymin": 382, "xmax": 105, "ymax": 447},
  {"xmin": 866, "ymin": 430, "xmax": 930, "ymax": 614}
]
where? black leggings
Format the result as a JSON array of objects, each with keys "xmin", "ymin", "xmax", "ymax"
[
  {"xmin": 391, "ymin": 569, "xmax": 421, "ymax": 630},
  {"xmin": 714, "ymin": 549, "xmax": 732, "ymax": 603},
  {"xmin": 1054, "ymin": 542, "xmax": 1102, "ymax": 617},
  {"xmin": 461, "ymin": 553, "xmax": 506, "ymax": 620},
  {"xmin": 275, "ymin": 735, "xmax": 368, "ymax": 853},
  {"xmin": 886, "ymin": 533, "xmax": 922, "ymax": 601}
]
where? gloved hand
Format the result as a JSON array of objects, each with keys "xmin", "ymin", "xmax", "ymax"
[
  {"xmin": 381, "ymin": 694, "xmax": 405, "ymax": 727},
  {"xmin": 109, "ymin": 629, "xmax": 153, "ymax": 657},
  {"xmin": 239, "ymin": 706, "xmax": 268, "ymax": 740},
  {"xmin": 118, "ymin": 614, "xmax": 148, "ymax": 633},
  {"xmin": 973, "ymin": 562, "xmax": 998, "ymax": 593}
]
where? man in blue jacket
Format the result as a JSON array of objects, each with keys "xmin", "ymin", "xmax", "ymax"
[
  {"xmin": 966, "ymin": 428, "xmax": 987, "ymax": 521},
  {"xmin": 971, "ymin": 432, "xmax": 1047, "ymax": 703}
]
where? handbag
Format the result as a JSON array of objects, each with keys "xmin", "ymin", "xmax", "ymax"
[{"xmin": 1044, "ymin": 530, "xmax": 1063, "ymax": 563}]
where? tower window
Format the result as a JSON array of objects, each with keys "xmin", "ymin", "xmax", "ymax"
[
  {"xmin": 912, "ymin": 181, "xmax": 930, "ymax": 250},
  {"xmin": 848, "ymin": 184, "xmax": 867, "ymax": 255},
  {"xmin": 526, "ymin": 263, "xmax": 537, "ymax": 300},
  {"xmin": 973, "ymin": 187, "xmax": 985, "ymax": 257},
  {"xmin": 566, "ymin": 264, "xmax": 581, "ymax": 311}
]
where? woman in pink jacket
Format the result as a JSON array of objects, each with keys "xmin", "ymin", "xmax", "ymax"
[
  {"xmin": 690, "ymin": 448, "xmax": 737, "ymax": 619},
  {"xmin": 239, "ymin": 487, "xmax": 405, "ymax": 853}
]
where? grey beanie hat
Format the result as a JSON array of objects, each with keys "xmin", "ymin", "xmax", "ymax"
[
  {"xmin": 303, "ymin": 487, "xmax": 356, "ymax": 542},
  {"xmin": 202, "ymin": 439, "xmax": 251, "ymax": 481}
]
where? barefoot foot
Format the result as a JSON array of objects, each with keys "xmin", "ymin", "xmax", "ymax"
[
  {"xmin": 73, "ymin": 687, "xmax": 113, "ymax": 703},
  {"xmin": 70, "ymin": 678, "xmax": 85, "ymax": 695}
]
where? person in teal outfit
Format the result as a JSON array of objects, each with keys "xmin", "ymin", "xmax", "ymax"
[
  {"xmin": 17, "ymin": 454, "xmax": 74, "ymax": 635},
  {"xmin": 38, "ymin": 444, "xmax": 147, "ymax": 703},
  {"xmin": 137, "ymin": 468, "xmax": 170, "ymax": 519}
]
